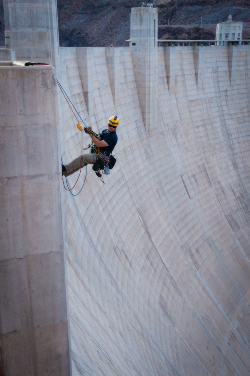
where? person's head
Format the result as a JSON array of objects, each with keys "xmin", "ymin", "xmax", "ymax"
[{"xmin": 108, "ymin": 115, "xmax": 119, "ymax": 132}]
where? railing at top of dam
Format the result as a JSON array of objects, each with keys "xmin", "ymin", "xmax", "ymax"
[
  {"xmin": 126, "ymin": 39, "xmax": 250, "ymax": 47},
  {"xmin": 158, "ymin": 39, "xmax": 250, "ymax": 46}
]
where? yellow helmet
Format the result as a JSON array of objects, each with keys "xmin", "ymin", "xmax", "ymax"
[{"xmin": 108, "ymin": 115, "xmax": 119, "ymax": 127}]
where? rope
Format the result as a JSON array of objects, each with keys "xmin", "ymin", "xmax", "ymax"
[
  {"xmin": 57, "ymin": 80, "xmax": 80, "ymax": 124},
  {"xmin": 57, "ymin": 79, "xmax": 105, "ymax": 192},
  {"xmin": 61, "ymin": 153, "xmax": 88, "ymax": 195},
  {"xmin": 65, "ymin": 166, "xmax": 88, "ymax": 197},
  {"xmin": 61, "ymin": 167, "xmax": 82, "ymax": 191},
  {"xmin": 60, "ymin": 128, "xmax": 84, "ymax": 192},
  {"xmin": 57, "ymin": 79, "xmax": 89, "ymax": 193},
  {"xmin": 56, "ymin": 79, "xmax": 87, "ymax": 128}
]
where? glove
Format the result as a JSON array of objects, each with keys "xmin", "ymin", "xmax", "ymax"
[
  {"xmin": 77, "ymin": 123, "xmax": 83, "ymax": 131},
  {"xmin": 84, "ymin": 126, "xmax": 93, "ymax": 135}
]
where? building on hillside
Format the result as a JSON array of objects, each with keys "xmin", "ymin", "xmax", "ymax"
[{"xmin": 216, "ymin": 15, "xmax": 243, "ymax": 46}]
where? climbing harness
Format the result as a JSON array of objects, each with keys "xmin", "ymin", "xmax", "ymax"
[
  {"xmin": 96, "ymin": 153, "xmax": 110, "ymax": 175},
  {"xmin": 91, "ymin": 153, "xmax": 109, "ymax": 184},
  {"xmin": 90, "ymin": 130, "xmax": 116, "ymax": 177},
  {"xmin": 91, "ymin": 152, "xmax": 117, "ymax": 184}
]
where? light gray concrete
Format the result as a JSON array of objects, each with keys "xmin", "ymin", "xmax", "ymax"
[
  {"xmin": 0, "ymin": 47, "xmax": 15, "ymax": 61},
  {"xmin": 3, "ymin": 0, "xmax": 59, "ymax": 66},
  {"xmin": 0, "ymin": 65, "xmax": 70, "ymax": 375},
  {"xmin": 60, "ymin": 43, "xmax": 250, "ymax": 376},
  {"xmin": 1, "ymin": 2, "xmax": 250, "ymax": 376},
  {"xmin": 130, "ymin": 7, "xmax": 158, "ymax": 131}
]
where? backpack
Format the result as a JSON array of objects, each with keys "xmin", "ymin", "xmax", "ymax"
[{"xmin": 108, "ymin": 155, "xmax": 116, "ymax": 170}]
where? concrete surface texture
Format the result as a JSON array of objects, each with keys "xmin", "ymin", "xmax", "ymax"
[
  {"xmin": 0, "ymin": 47, "xmax": 15, "ymax": 61},
  {"xmin": 130, "ymin": 7, "xmax": 158, "ymax": 130},
  {"xmin": 3, "ymin": 0, "xmax": 59, "ymax": 66},
  {"xmin": 60, "ymin": 43, "xmax": 250, "ymax": 376},
  {"xmin": 1, "ymin": 2, "xmax": 250, "ymax": 376},
  {"xmin": 0, "ymin": 65, "xmax": 70, "ymax": 375}
]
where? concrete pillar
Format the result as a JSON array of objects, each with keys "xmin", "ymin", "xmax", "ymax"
[
  {"xmin": 0, "ymin": 64, "xmax": 70, "ymax": 376},
  {"xmin": 3, "ymin": 0, "xmax": 59, "ymax": 66},
  {"xmin": 106, "ymin": 47, "xmax": 118, "ymax": 107},
  {"xmin": 0, "ymin": 47, "xmax": 15, "ymax": 61},
  {"xmin": 76, "ymin": 47, "xmax": 94, "ymax": 116},
  {"xmin": 130, "ymin": 7, "xmax": 158, "ymax": 131}
]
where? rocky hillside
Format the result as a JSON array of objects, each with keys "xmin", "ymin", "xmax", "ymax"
[
  {"xmin": 0, "ymin": 0, "xmax": 250, "ymax": 47},
  {"xmin": 57, "ymin": 0, "xmax": 250, "ymax": 46},
  {"xmin": 158, "ymin": 25, "xmax": 215, "ymax": 41}
]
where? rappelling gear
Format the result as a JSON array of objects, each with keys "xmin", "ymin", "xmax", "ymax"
[
  {"xmin": 57, "ymin": 79, "xmax": 89, "ymax": 193},
  {"xmin": 77, "ymin": 123, "xmax": 99, "ymax": 138},
  {"xmin": 104, "ymin": 165, "xmax": 110, "ymax": 175},
  {"xmin": 92, "ymin": 153, "xmax": 116, "ymax": 176},
  {"xmin": 108, "ymin": 155, "xmax": 116, "ymax": 169},
  {"xmin": 84, "ymin": 127, "xmax": 99, "ymax": 137},
  {"xmin": 77, "ymin": 123, "xmax": 83, "ymax": 131},
  {"xmin": 90, "ymin": 128, "xmax": 117, "ymax": 176},
  {"xmin": 108, "ymin": 115, "xmax": 119, "ymax": 127},
  {"xmin": 92, "ymin": 156, "xmax": 105, "ymax": 172},
  {"xmin": 56, "ymin": 79, "xmax": 118, "ymax": 189}
]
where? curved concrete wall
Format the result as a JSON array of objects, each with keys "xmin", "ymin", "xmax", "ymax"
[{"xmin": 59, "ymin": 45, "xmax": 250, "ymax": 375}]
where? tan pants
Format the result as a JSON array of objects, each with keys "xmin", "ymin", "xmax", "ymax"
[{"xmin": 63, "ymin": 153, "xmax": 96, "ymax": 177}]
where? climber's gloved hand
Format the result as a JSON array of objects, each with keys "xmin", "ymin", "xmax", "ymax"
[{"xmin": 84, "ymin": 126, "xmax": 93, "ymax": 135}]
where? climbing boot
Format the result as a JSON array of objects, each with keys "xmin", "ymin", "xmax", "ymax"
[{"xmin": 62, "ymin": 164, "xmax": 66, "ymax": 175}]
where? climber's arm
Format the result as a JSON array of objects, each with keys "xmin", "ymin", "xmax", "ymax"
[{"xmin": 91, "ymin": 135, "xmax": 109, "ymax": 148}]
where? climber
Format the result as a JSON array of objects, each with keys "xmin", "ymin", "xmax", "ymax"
[{"xmin": 62, "ymin": 115, "xmax": 119, "ymax": 177}]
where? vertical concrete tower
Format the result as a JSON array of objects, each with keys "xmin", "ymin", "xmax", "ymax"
[
  {"xmin": 3, "ymin": 0, "xmax": 59, "ymax": 66},
  {"xmin": 130, "ymin": 6, "xmax": 158, "ymax": 131},
  {"xmin": 0, "ymin": 64, "xmax": 70, "ymax": 376}
]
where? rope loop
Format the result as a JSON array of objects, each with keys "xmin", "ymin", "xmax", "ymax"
[{"xmin": 62, "ymin": 166, "xmax": 88, "ymax": 197}]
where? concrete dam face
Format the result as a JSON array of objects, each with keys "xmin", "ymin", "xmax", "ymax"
[
  {"xmin": 60, "ymin": 45, "xmax": 250, "ymax": 376},
  {"xmin": 1, "ymin": 3, "xmax": 250, "ymax": 376}
]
